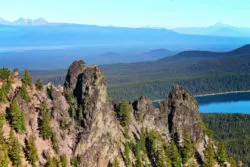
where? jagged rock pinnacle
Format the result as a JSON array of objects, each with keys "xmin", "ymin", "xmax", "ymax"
[
  {"xmin": 64, "ymin": 60, "xmax": 86, "ymax": 92},
  {"xmin": 167, "ymin": 85, "xmax": 204, "ymax": 144}
]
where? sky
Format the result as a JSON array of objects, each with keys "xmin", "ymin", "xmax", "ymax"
[{"xmin": 0, "ymin": 0, "xmax": 250, "ymax": 28}]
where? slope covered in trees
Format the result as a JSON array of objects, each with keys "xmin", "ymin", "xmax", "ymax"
[
  {"xmin": 28, "ymin": 44, "xmax": 250, "ymax": 100},
  {"xmin": 202, "ymin": 113, "xmax": 250, "ymax": 167}
]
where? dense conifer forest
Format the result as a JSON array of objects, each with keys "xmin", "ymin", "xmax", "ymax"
[
  {"xmin": 28, "ymin": 45, "xmax": 250, "ymax": 101},
  {"xmin": 202, "ymin": 114, "xmax": 250, "ymax": 167}
]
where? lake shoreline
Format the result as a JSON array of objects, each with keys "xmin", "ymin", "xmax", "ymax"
[
  {"xmin": 153, "ymin": 90, "xmax": 250, "ymax": 102},
  {"xmin": 194, "ymin": 90, "xmax": 250, "ymax": 97}
]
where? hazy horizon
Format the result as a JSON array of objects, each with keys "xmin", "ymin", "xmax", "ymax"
[{"xmin": 1, "ymin": 0, "xmax": 250, "ymax": 28}]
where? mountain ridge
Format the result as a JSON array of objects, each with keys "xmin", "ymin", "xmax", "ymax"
[
  {"xmin": 174, "ymin": 23, "xmax": 250, "ymax": 37},
  {"xmin": 0, "ymin": 61, "xmax": 235, "ymax": 166},
  {"xmin": 160, "ymin": 44, "xmax": 250, "ymax": 60},
  {"xmin": 0, "ymin": 17, "xmax": 50, "ymax": 26}
]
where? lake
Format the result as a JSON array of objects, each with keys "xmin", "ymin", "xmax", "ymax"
[{"xmin": 197, "ymin": 92, "xmax": 250, "ymax": 114}]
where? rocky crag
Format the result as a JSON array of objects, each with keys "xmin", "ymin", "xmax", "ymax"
[{"xmin": 0, "ymin": 60, "xmax": 235, "ymax": 167}]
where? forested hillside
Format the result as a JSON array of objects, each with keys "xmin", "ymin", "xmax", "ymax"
[
  {"xmin": 202, "ymin": 114, "xmax": 250, "ymax": 167},
  {"xmin": 30, "ymin": 45, "xmax": 250, "ymax": 100}
]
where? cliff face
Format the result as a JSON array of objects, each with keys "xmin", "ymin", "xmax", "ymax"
[
  {"xmin": 64, "ymin": 61, "xmax": 123, "ymax": 167},
  {"xmin": 0, "ymin": 61, "xmax": 232, "ymax": 167}
]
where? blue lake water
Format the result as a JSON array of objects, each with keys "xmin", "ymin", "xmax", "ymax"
[{"xmin": 197, "ymin": 92, "xmax": 250, "ymax": 114}]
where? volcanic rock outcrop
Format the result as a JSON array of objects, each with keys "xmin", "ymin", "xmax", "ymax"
[{"xmin": 0, "ymin": 60, "xmax": 233, "ymax": 167}]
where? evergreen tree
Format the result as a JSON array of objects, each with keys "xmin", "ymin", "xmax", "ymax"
[
  {"xmin": 0, "ymin": 68, "xmax": 11, "ymax": 80},
  {"xmin": 9, "ymin": 99, "xmax": 26, "ymax": 132},
  {"xmin": 60, "ymin": 154, "xmax": 69, "ymax": 167},
  {"xmin": 146, "ymin": 130, "xmax": 171, "ymax": 167},
  {"xmin": 139, "ymin": 126, "xmax": 146, "ymax": 152},
  {"xmin": 27, "ymin": 135, "xmax": 39, "ymax": 167},
  {"xmin": 51, "ymin": 132, "xmax": 59, "ymax": 154},
  {"xmin": 35, "ymin": 78, "xmax": 43, "ymax": 90},
  {"xmin": 156, "ymin": 144, "xmax": 168, "ymax": 167},
  {"xmin": 163, "ymin": 143, "xmax": 173, "ymax": 166},
  {"xmin": 20, "ymin": 84, "xmax": 30, "ymax": 102},
  {"xmin": 23, "ymin": 70, "xmax": 32, "ymax": 86},
  {"xmin": 146, "ymin": 130, "xmax": 158, "ymax": 164},
  {"xmin": 134, "ymin": 158, "xmax": 143, "ymax": 167},
  {"xmin": 203, "ymin": 141, "xmax": 215, "ymax": 167},
  {"xmin": 217, "ymin": 141, "xmax": 227, "ymax": 164},
  {"xmin": 0, "ymin": 130, "xmax": 10, "ymax": 167},
  {"xmin": 0, "ymin": 80, "xmax": 11, "ymax": 103},
  {"xmin": 181, "ymin": 129, "xmax": 194, "ymax": 164},
  {"xmin": 70, "ymin": 156, "xmax": 80, "ymax": 167},
  {"xmin": 134, "ymin": 142, "xmax": 143, "ymax": 167},
  {"xmin": 228, "ymin": 157, "xmax": 237, "ymax": 167},
  {"xmin": 117, "ymin": 100, "xmax": 131, "ymax": 128},
  {"xmin": 0, "ymin": 87, "xmax": 8, "ymax": 103},
  {"xmin": 0, "ymin": 113, "xmax": 6, "ymax": 129},
  {"xmin": 39, "ymin": 105, "xmax": 53, "ymax": 140},
  {"xmin": 111, "ymin": 158, "xmax": 120, "ymax": 167},
  {"xmin": 124, "ymin": 142, "xmax": 131, "ymax": 166},
  {"xmin": 46, "ymin": 155, "xmax": 58, "ymax": 167},
  {"xmin": 169, "ymin": 141, "xmax": 182, "ymax": 167},
  {"xmin": 134, "ymin": 127, "xmax": 147, "ymax": 167},
  {"xmin": 8, "ymin": 130, "xmax": 22, "ymax": 167}
]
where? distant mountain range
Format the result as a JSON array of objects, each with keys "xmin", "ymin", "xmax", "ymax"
[
  {"xmin": 174, "ymin": 23, "xmax": 250, "ymax": 37},
  {"xmin": 1, "ymin": 20, "xmax": 250, "ymax": 51},
  {"xmin": 1, "ymin": 18, "xmax": 250, "ymax": 38},
  {"xmin": 0, "ymin": 47, "xmax": 174, "ymax": 69},
  {"xmin": 0, "ymin": 17, "xmax": 49, "ymax": 26}
]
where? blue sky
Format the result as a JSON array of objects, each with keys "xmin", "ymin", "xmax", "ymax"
[{"xmin": 1, "ymin": 0, "xmax": 250, "ymax": 28}]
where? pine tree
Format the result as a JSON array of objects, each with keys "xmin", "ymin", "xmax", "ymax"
[
  {"xmin": 39, "ymin": 105, "xmax": 52, "ymax": 140},
  {"xmin": 35, "ymin": 78, "xmax": 43, "ymax": 90},
  {"xmin": 228, "ymin": 157, "xmax": 237, "ymax": 167},
  {"xmin": 146, "ymin": 130, "xmax": 171, "ymax": 167},
  {"xmin": 146, "ymin": 130, "xmax": 158, "ymax": 164},
  {"xmin": 9, "ymin": 99, "xmax": 26, "ymax": 132},
  {"xmin": 23, "ymin": 70, "xmax": 32, "ymax": 86},
  {"xmin": 27, "ymin": 135, "xmax": 39, "ymax": 167},
  {"xmin": 70, "ymin": 156, "xmax": 80, "ymax": 167},
  {"xmin": 0, "ymin": 67, "xmax": 11, "ymax": 80},
  {"xmin": 111, "ymin": 158, "xmax": 120, "ymax": 167},
  {"xmin": 203, "ymin": 141, "xmax": 215, "ymax": 167},
  {"xmin": 0, "ymin": 130, "xmax": 10, "ymax": 167},
  {"xmin": 163, "ymin": 143, "xmax": 173, "ymax": 166},
  {"xmin": 156, "ymin": 144, "xmax": 168, "ymax": 167},
  {"xmin": 60, "ymin": 154, "xmax": 69, "ymax": 167},
  {"xmin": 8, "ymin": 130, "xmax": 22, "ymax": 167},
  {"xmin": 46, "ymin": 155, "xmax": 58, "ymax": 167},
  {"xmin": 134, "ymin": 158, "xmax": 143, "ymax": 167},
  {"xmin": 217, "ymin": 141, "xmax": 227, "ymax": 165},
  {"xmin": 0, "ymin": 80, "xmax": 11, "ymax": 103},
  {"xmin": 124, "ymin": 142, "xmax": 131, "ymax": 166},
  {"xmin": 0, "ymin": 87, "xmax": 8, "ymax": 103},
  {"xmin": 181, "ymin": 129, "xmax": 194, "ymax": 164},
  {"xmin": 169, "ymin": 141, "xmax": 182, "ymax": 167},
  {"xmin": 20, "ymin": 84, "xmax": 30, "ymax": 102},
  {"xmin": 134, "ymin": 142, "xmax": 143, "ymax": 167},
  {"xmin": 134, "ymin": 128, "xmax": 147, "ymax": 167},
  {"xmin": 0, "ymin": 113, "xmax": 6, "ymax": 129},
  {"xmin": 117, "ymin": 100, "xmax": 131, "ymax": 128},
  {"xmin": 51, "ymin": 133, "xmax": 59, "ymax": 154}
]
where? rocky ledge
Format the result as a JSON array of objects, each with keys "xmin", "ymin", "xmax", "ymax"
[{"xmin": 0, "ymin": 60, "xmax": 234, "ymax": 167}]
